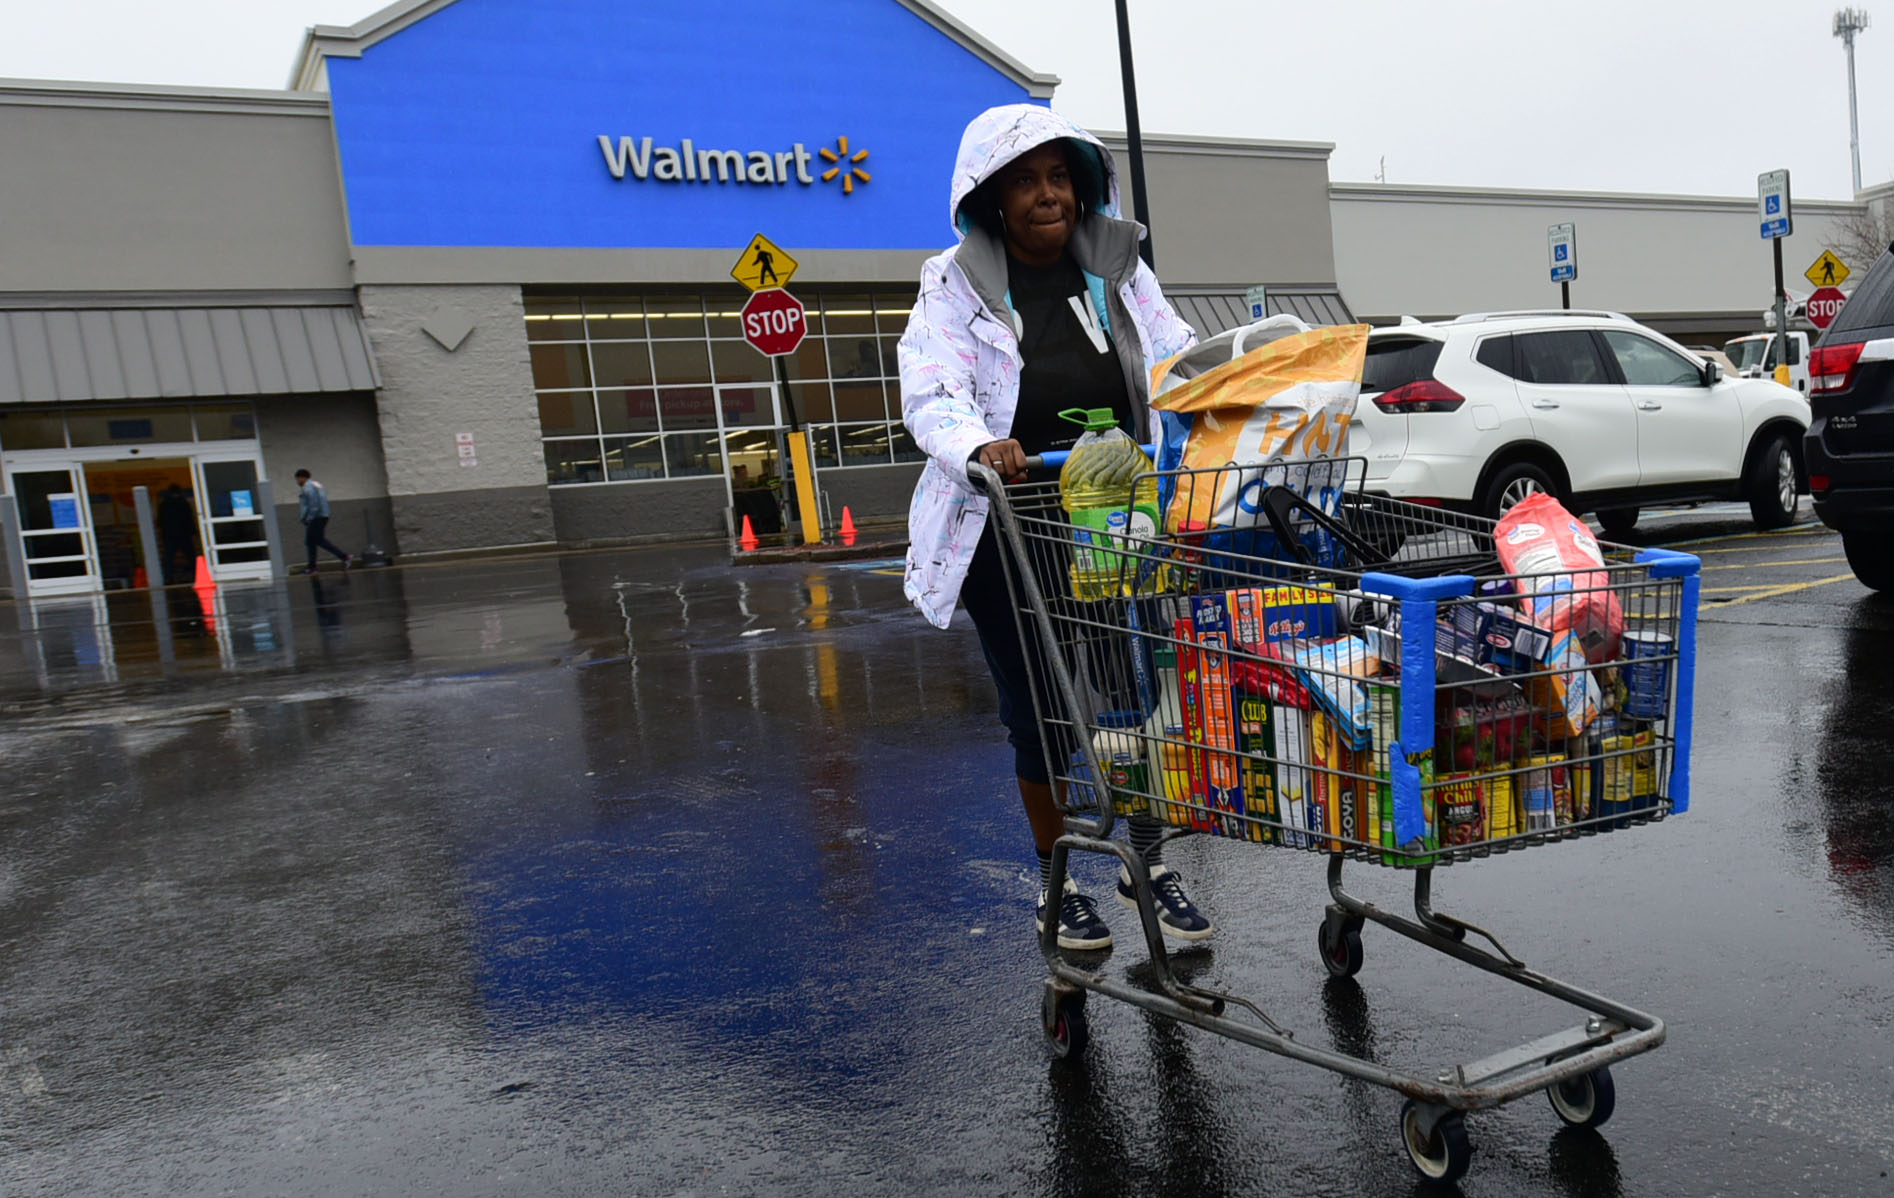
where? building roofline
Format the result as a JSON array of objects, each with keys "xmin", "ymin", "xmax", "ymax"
[
  {"xmin": 290, "ymin": 0, "xmax": 1060, "ymax": 96},
  {"xmin": 1331, "ymin": 180, "xmax": 1866, "ymax": 216},
  {"xmin": 0, "ymin": 77, "xmax": 329, "ymax": 116},
  {"xmin": 1095, "ymin": 130, "xmax": 1334, "ymax": 161}
]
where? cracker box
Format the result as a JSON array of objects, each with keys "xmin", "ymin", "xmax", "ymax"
[
  {"xmin": 1173, "ymin": 618, "xmax": 1216, "ymax": 832},
  {"xmin": 1310, "ymin": 710, "xmax": 1340, "ymax": 851},
  {"xmin": 1235, "ymin": 694, "xmax": 1278, "ymax": 844}
]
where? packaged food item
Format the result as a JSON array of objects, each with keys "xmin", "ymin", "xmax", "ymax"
[
  {"xmin": 1621, "ymin": 630, "xmax": 1674, "ymax": 720},
  {"xmin": 1262, "ymin": 583, "xmax": 1339, "ymax": 643},
  {"xmin": 1523, "ymin": 753, "xmax": 1571, "ymax": 832},
  {"xmin": 1494, "ymin": 492, "xmax": 1625, "ymax": 662},
  {"xmin": 1290, "ymin": 636, "xmax": 1378, "ymax": 749},
  {"xmin": 1527, "ymin": 632, "xmax": 1601, "ymax": 739},
  {"xmin": 1434, "ymin": 774, "xmax": 1490, "ymax": 847},
  {"xmin": 1480, "ymin": 603, "xmax": 1553, "ymax": 672},
  {"xmin": 1273, "ymin": 702, "xmax": 1312, "ymax": 848},
  {"xmin": 1172, "ymin": 619, "xmax": 1216, "ymax": 832},
  {"xmin": 1599, "ymin": 735, "xmax": 1638, "ymax": 826},
  {"xmin": 1190, "ymin": 593, "xmax": 1245, "ymax": 837},
  {"xmin": 1059, "ymin": 407, "xmax": 1160, "ymax": 600},
  {"xmin": 1236, "ymin": 694, "xmax": 1279, "ymax": 844}
]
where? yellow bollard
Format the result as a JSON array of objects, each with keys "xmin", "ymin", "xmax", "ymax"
[
  {"xmin": 787, "ymin": 429, "xmax": 824, "ymax": 546},
  {"xmin": 1773, "ymin": 364, "xmax": 1792, "ymax": 388}
]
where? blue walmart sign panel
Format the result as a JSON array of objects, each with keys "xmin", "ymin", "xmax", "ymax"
[{"xmin": 325, "ymin": 0, "xmax": 1041, "ymax": 250}]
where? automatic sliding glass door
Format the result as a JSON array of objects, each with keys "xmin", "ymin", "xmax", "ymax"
[{"xmin": 9, "ymin": 466, "xmax": 98, "ymax": 596}]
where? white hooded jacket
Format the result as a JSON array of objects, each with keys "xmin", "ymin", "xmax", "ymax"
[{"xmin": 899, "ymin": 104, "xmax": 1197, "ymax": 628}]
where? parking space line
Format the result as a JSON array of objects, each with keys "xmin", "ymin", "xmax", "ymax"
[
  {"xmin": 1705, "ymin": 573, "xmax": 1859, "ymax": 605},
  {"xmin": 1703, "ymin": 556, "xmax": 1847, "ymax": 571},
  {"xmin": 1665, "ymin": 525, "xmax": 1830, "ymax": 551}
]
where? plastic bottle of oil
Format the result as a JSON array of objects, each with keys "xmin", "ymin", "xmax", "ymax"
[{"xmin": 1058, "ymin": 407, "xmax": 1159, "ymax": 600}]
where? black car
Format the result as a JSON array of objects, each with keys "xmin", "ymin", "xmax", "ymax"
[{"xmin": 1806, "ymin": 245, "xmax": 1894, "ymax": 591}]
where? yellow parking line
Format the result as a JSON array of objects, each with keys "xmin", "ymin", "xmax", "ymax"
[
  {"xmin": 1706, "ymin": 573, "xmax": 1859, "ymax": 605},
  {"xmin": 1702, "ymin": 584, "xmax": 1782, "ymax": 594},
  {"xmin": 1679, "ymin": 526, "xmax": 1831, "ymax": 552},
  {"xmin": 1703, "ymin": 556, "xmax": 1846, "ymax": 571}
]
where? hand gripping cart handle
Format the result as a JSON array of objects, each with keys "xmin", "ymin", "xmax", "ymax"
[{"xmin": 968, "ymin": 454, "xmax": 1698, "ymax": 1185}]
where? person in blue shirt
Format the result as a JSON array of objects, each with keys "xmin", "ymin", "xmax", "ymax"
[{"xmin": 294, "ymin": 469, "xmax": 353, "ymax": 574}]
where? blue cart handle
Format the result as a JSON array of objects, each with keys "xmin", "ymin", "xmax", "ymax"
[{"xmin": 1024, "ymin": 445, "xmax": 1156, "ymax": 470}]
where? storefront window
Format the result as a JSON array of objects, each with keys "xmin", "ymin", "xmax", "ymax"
[
  {"xmin": 67, "ymin": 406, "xmax": 195, "ymax": 446},
  {"xmin": 0, "ymin": 410, "xmax": 68, "ymax": 450},
  {"xmin": 193, "ymin": 404, "xmax": 258, "ymax": 440},
  {"xmin": 522, "ymin": 290, "xmax": 916, "ymax": 486},
  {"xmin": 1, "ymin": 402, "xmax": 261, "ymax": 453}
]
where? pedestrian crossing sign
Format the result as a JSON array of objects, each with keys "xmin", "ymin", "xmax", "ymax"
[
  {"xmin": 731, "ymin": 234, "xmax": 799, "ymax": 292},
  {"xmin": 1804, "ymin": 250, "xmax": 1850, "ymax": 289}
]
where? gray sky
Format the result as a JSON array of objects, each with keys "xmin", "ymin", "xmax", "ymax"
[{"xmin": 1, "ymin": 0, "xmax": 1885, "ymax": 200}]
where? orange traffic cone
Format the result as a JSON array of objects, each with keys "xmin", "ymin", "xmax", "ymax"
[
  {"xmin": 839, "ymin": 506, "xmax": 858, "ymax": 547},
  {"xmin": 739, "ymin": 515, "xmax": 759, "ymax": 552},
  {"xmin": 133, "ymin": 565, "xmax": 148, "ymax": 589},
  {"xmin": 192, "ymin": 555, "xmax": 219, "ymax": 634},
  {"xmin": 192, "ymin": 555, "xmax": 213, "ymax": 589}
]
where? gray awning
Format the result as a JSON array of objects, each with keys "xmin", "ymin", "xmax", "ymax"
[
  {"xmin": 0, "ymin": 304, "xmax": 379, "ymax": 405},
  {"xmin": 1170, "ymin": 288, "xmax": 1357, "ymax": 338}
]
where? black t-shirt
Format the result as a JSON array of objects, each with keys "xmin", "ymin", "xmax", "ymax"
[{"xmin": 1003, "ymin": 251, "xmax": 1134, "ymax": 454}]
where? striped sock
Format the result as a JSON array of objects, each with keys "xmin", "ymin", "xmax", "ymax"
[
  {"xmin": 1038, "ymin": 849, "xmax": 1055, "ymax": 896},
  {"xmin": 1128, "ymin": 815, "xmax": 1165, "ymax": 867}
]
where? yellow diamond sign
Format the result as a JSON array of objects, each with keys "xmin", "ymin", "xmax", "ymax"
[
  {"xmin": 1805, "ymin": 249, "xmax": 1851, "ymax": 289},
  {"xmin": 731, "ymin": 234, "xmax": 799, "ymax": 292}
]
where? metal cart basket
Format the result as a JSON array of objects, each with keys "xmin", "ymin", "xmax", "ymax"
[{"xmin": 971, "ymin": 453, "xmax": 1702, "ymax": 1185}]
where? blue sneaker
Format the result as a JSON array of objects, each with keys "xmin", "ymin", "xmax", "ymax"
[
  {"xmin": 1117, "ymin": 864, "xmax": 1215, "ymax": 942},
  {"xmin": 1037, "ymin": 878, "xmax": 1113, "ymax": 951}
]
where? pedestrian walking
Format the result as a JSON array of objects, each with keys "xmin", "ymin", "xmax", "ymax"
[
  {"xmin": 156, "ymin": 483, "xmax": 198, "ymax": 584},
  {"xmin": 898, "ymin": 104, "xmax": 1209, "ymax": 951},
  {"xmin": 294, "ymin": 469, "xmax": 353, "ymax": 573}
]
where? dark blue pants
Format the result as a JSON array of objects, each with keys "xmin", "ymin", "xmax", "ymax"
[{"xmin": 303, "ymin": 516, "xmax": 348, "ymax": 569}]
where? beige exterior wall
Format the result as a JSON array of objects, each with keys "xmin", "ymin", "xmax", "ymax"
[
  {"xmin": 1331, "ymin": 183, "xmax": 1869, "ymax": 323},
  {"xmin": 0, "ymin": 84, "xmax": 352, "ymax": 294}
]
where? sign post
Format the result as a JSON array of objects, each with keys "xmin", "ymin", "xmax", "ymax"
[
  {"xmin": 1548, "ymin": 223, "xmax": 1577, "ymax": 309},
  {"xmin": 733, "ymin": 234, "xmax": 822, "ymax": 546},
  {"xmin": 1758, "ymin": 170, "xmax": 1793, "ymax": 370}
]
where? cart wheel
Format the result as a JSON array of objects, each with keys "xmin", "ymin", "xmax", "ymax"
[
  {"xmin": 1043, "ymin": 989, "xmax": 1089, "ymax": 1061},
  {"xmin": 1401, "ymin": 1101, "xmax": 1472, "ymax": 1185},
  {"xmin": 1547, "ymin": 1064, "xmax": 1616, "ymax": 1128},
  {"xmin": 1318, "ymin": 917, "xmax": 1365, "ymax": 978}
]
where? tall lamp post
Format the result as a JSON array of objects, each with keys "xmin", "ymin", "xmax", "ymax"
[
  {"xmin": 1114, "ymin": 0, "xmax": 1154, "ymax": 267},
  {"xmin": 1834, "ymin": 8, "xmax": 1871, "ymax": 194}
]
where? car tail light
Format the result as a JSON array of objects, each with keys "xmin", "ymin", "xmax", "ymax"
[
  {"xmin": 1372, "ymin": 380, "xmax": 1466, "ymax": 413},
  {"xmin": 1810, "ymin": 342, "xmax": 1863, "ymax": 396},
  {"xmin": 1809, "ymin": 473, "xmax": 1830, "ymax": 493}
]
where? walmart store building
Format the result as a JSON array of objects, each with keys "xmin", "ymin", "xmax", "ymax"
[
  {"xmin": 0, "ymin": 0, "xmax": 1347, "ymax": 598},
  {"xmin": 6, "ymin": 0, "xmax": 1876, "ymax": 599}
]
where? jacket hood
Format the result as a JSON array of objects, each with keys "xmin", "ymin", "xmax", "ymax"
[{"xmin": 949, "ymin": 104, "xmax": 1119, "ymax": 239}]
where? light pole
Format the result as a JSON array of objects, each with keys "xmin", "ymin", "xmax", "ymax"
[
  {"xmin": 1834, "ymin": 8, "xmax": 1871, "ymax": 194},
  {"xmin": 1114, "ymin": 0, "xmax": 1154, "ymax": 267}
]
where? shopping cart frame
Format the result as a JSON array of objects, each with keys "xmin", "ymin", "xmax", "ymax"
[{"xmin": 971, "ymin": 455, "xmax": 1694, "ymax": 1184}]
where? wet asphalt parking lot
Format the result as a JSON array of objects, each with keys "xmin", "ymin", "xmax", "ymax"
[{"xmin": 0, "ymin": 505, "xmax": 1890, "ymax": 1196}]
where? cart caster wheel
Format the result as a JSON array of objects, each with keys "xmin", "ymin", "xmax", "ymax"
[
  {"xmin": 1401, "ymin": 1101, "xmax": 1472, "ymax": 1185},
  {"xmin": 1547, "ymin": 1063, "xmax": 1616, "ymax": 1128},
  {"xmin": 1318, "ymin": 917, "xmax": 1365, "ymax": 978},
  {"xmin": 1042, "ymin": 988, "xmax": 1089, "ymax": 1061}
]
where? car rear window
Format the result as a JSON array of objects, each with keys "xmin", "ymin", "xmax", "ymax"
[
  {"xmin": 1824, "ymin": 246, "xmax": 1894, "ymax": 341},
  {"xmin": 1475, "ymin": 334, "xmax": 1517, "ymax": 377},
  {"xmin": 1361, "ymin": 338, "xmax": 1443, "ymax": 393},
  {"xmin": 1514, "ymin": 331, "xmax": 1612, "ymax": 385}
]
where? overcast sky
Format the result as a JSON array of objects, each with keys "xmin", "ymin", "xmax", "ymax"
[{"xmin": 1, "ymin": 0, "xmax": 1885, "ymax": 200}]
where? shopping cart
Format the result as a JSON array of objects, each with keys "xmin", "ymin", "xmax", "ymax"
[{"xmin": 970, "ymin": 453, "xmax": 1700, "ymax": 1186}]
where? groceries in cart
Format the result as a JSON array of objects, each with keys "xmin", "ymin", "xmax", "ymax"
[
  {"xmin": 1092, "ymin": 538, "xmax": 1682, "ymax": 863},
  {"xmin": 1056, "ymin": 407, "xmax": 1160, "ymax": 600},
  {"xmin": 1149, "ymin": 315, "xmax": 1371, "ymax": 572}
]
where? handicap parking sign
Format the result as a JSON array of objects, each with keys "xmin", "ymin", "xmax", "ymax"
[
  {"xmin": 1766, "ymin": 195, "xmax": 1780, "ymax": 214},
  {"xmin": 1554, "ymin": 245, "xmax": 1568, "ymax": 261}
]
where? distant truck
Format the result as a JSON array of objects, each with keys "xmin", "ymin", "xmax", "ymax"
[{"xmin": 1724, "ymin": 331, "xmax": 1811, "ymax": 396}]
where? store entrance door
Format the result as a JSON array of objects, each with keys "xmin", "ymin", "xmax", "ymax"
[
  {"xmin": 82, "ymin": 458, "xmax": 198, "ymax": 587},
  {"xmin": 717, "ymin": 382, "xmax": 788, "ymax": 536},
  {"xmin": 8, "ymin": 465, "xmax": 98, "ymax": 596}
]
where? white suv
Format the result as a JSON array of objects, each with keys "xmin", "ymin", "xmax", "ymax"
[{"xmin": 1346, "ymin": 310, "xmax": 1811, "ymax": 534}]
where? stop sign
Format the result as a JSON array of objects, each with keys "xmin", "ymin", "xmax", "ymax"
[
  {"xmin": 741, "ymin": 288, "xmax": 808, "ymax": 356},
  {"xmin": 1807, "ymin": 285, "xmax": 1848, "ymax": 330}
]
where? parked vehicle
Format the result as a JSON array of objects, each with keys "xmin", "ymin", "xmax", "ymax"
[
  {"xmin": 1805, "ymin": 246, "xmax": 1894, "ymax": 591},
  {"xmin": 1348, "ymin": 310, "xmax": 1811, "ymax": 535},
  {"xmin": 1725, "ymin": 331, "xmax": 1811, "ymax": 396},
  {"xmin": 1685, "ymin": 345, "xmax": 1741, "ymax": 379}
]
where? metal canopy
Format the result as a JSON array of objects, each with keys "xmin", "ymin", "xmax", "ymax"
[
  {"xmin": 1170, "ymin": 288, "xmax": 1357, "ymax": 338},
  {"xmin": 0, "ymin": 304, "xmax": 379, "ymax": 404}
]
